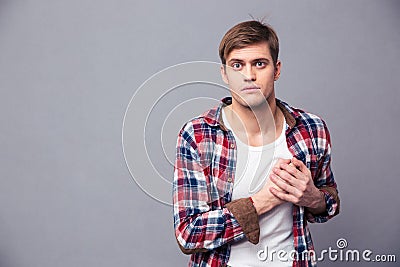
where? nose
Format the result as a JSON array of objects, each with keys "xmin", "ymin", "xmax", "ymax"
[{"xmin": 243, "ymin": 65, "xmax": 256, "ymax": 82}]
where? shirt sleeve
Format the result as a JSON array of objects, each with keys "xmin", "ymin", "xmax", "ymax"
[
  {"xmin": 306, "ymin": 120, "xmax": 340, "ymax": 223},
  {"xmin": 173, "ymin": 122, "xmax": 259, "ymax": 254}
]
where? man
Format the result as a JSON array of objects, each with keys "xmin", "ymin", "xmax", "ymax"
[{"xmin": 173, "ymin": 20, "xmax": 340, "ymax": 267}]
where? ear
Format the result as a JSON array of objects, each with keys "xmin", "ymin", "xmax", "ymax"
[
  {"xmin": 274, "ymin": 60, "xmax": 281, "ymax": 81},
  {"xmin": 220, "ymin": 65, "xmax": 229, "ymax": 84}
]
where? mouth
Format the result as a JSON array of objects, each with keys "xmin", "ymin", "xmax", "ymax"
[{"xmin": 241, "ymin": 86, "xmax": 261, "ymax": 92}]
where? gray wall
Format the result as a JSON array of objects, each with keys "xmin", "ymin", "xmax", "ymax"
[{"xmin": 0, "ymin": 0, "xmax": 399, "ymax": 266}]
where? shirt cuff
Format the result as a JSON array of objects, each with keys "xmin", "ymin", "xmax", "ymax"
[
  {"xmin": 306, "ymin": 186, "xmax": 340, "ymax": 223},
  {"xmin": 225, "ymin": 197, "xmax": 260, "ymax": 244}
]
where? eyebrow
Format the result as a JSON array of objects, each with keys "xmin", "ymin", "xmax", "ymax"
[{"xmin": 227, "ymin": 58, "xmax": 270, "ymax": 64}]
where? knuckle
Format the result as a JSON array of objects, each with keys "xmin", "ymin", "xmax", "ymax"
[
  {"xmin": 281, "ymin": 183, "xmax": 288, "ymax": 190},
  {"xmin": 300, "ymin": 184, "xmax": 307, "ymax": 192},
  {"xmin": 286, "ymin": 165, "xmax": 293, "ymax": 172}
]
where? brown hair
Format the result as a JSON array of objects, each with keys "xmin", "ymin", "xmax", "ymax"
[{"xmin": 219, "ymin": 20, "xmax": 279, "ymax": 68}]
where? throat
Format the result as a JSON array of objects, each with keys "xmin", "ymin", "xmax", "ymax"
[{"xmin": 223, "ymin": 104, "xmax": 284, "ymax": 147}]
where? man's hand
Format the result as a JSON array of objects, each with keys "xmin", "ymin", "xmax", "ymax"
[
  {"xmin": 269, "ymin": 157, "xmax": 326, "ymax": 214},
  {"xmin": 251, "ymin": 159, "xmax": 290, "ymax": 215}
]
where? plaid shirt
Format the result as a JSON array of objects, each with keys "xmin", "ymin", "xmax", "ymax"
[{"xmin": 173, "ymin": 97, "xmax": 340, "ymax": 267}]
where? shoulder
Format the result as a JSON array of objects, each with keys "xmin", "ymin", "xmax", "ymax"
[
  {"xmin": 278, "ymin": 99, "xmax": 332, "ymax": 149},
  {"xmin": 178, "ymin": 105, "xmax": 220, "ymax": 141},
  {"xmin": 296, "ymin": 108, "xmax": 328, "ymax": 130},
  {"xmin": 178, "ymin": 97, "xmax": 230, "ymax": 136},
  {"xmin": 278, "ymin": 99, "xmax": 328, "ymax": 130}
]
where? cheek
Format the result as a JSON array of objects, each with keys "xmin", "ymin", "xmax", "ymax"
[
  {"xmin": 260, "ymin": 70, "xmax": 276, "ymax": 83},
  {"xmin": 226, "ymin": 71, "xmax": 244, "ymax": 87}
]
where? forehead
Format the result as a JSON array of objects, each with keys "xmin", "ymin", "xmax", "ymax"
[{"xmin": 226, "ymin": 42, "xmax": 271, "ymax": 61}]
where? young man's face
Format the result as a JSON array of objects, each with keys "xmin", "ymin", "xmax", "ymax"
[{"xmin": 220, "ymin": 42, "xmax": 281, "ymax": 109}]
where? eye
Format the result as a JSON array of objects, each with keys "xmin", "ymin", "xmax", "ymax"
[
  {"xmin": 255, "ymin": 61, "xmax": 266, "ymax": 68},
  {"xmin": 231, "ymin": 62, "xmax": 242, "ymax": 70}
]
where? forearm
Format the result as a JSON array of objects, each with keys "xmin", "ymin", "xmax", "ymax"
[
  {"xmin": 174, "ymin": 197, "xmax": 261, "ymax": 254},
  {"xmin": 251, "ymin": 193, "xmax": 282, "ymax": 215},
  {"xmin": 174, "ymin": 205, "xmax": 246, "ymax": 254},
  {"xmin": 306, "ymin": 189, "xmax": 326, "ymax": 215},
  {"xmin": 306, "ymin": 185, "xmax": 340, "ymax": 223}
]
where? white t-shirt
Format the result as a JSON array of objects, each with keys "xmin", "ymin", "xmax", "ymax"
[{"xmin": 222, "ymin": 108, "xmax": 294, "ymax": 267}]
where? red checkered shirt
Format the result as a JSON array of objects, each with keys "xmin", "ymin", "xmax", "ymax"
[{"xmin": 173, "ymin": 97, "xmax": 340, "ymax": 267}]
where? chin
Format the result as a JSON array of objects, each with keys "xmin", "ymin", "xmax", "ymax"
[{"xmin": 236, "ymin": 95, "xmax": 268, "ymax": 108}]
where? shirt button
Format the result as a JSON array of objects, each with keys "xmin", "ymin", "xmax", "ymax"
[
  {"xmin": 227, "ymin": 177, "xmax": 233, "ymax": 183},
  {"xmin": 230, "ymin": 143, "xmax": 235, "ymax": 149}
]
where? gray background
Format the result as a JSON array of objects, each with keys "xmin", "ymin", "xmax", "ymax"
[{"xmin": 0, "ymin": 0, "xmax": 399, "ymax": 266}]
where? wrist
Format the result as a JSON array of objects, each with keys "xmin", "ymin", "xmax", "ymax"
[
  {"xmin": 250, "ymin": 194, "xmax": 263, "ymax": 215},
  {"xmin": 251, "ymin": 194, "xmax": 274, "ymax": 215},
  {"xmin": 308, "ymin": 190, "xmax": 326, "ymax": 214}
]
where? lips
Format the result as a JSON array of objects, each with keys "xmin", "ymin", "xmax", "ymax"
[{"xmin": 241, "ymin": 86, "xmax": 260, "ymax": 91}]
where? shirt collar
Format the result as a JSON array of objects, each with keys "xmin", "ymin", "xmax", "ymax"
[{"xmin": 202, "ymin": 96, "xmax": 299, "ymax": 130}]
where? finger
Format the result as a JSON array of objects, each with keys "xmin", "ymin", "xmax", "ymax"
[
  {"xmin": 268, "ymin": 179, "xmax": 286, "ymax": 192},
  {"xmin": 270, "ymin": 173, "xmax": 301, "ymax": 197},
  {"xmin": 272, "ymin": 167, "xmax": 300, "ymax": 186},
  {"xmin": 275, "ymin": 158, "xmax": 291, "ymax": 167},
  {"xmin": 291, "ymin": 157, "xmax": 309, "ymax": 174},
  {"xmin": 269, "ymin": 187, "xmax": 298, "ymax": 203},
  {"xmin": 279, "ymin": 162, "xmax": 302, "ymax": 179}
]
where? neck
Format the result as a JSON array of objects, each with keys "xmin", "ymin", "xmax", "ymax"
[{"xmin": 228, "ymin": 96, "xmax": 280, "ymax": 136}]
